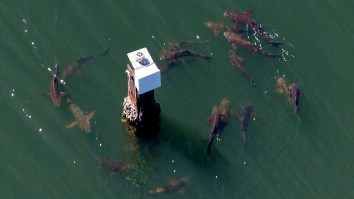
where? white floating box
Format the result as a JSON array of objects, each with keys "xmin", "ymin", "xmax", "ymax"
[{"xmin": 127, "ymin": 48, "xmax": 161, "ymax": 95}]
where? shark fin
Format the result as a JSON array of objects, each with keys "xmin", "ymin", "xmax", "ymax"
[
  {"xmin": 43, "ymin": 93, "xmax": 51, "ymax": 98},
  {"xmin": 233, "ymin": 22, "xmax": 243, "ymax": 32},
  {"xmin": 86, "ymin": 111, "xmax": 95, "ymax": 121},
  {"xmin": 213, "ymin": 28, "xmax": 221, "ymax": 37},
  {"xmin": 60, "ymin": 92, "xmax": 69, "ymax": 97},
  {"xmin": 178, "ymin": 187, "xmax": 186, "ymax": 194},
  {"xmin": 275, "ymin": 87, "xmax": 284, "ymax": 93},
  {"xmin": 232, "ymin": 43, "xmax": 238, "ymax": 49},
  {"xmin": 251, "ymin": 111, "xmax": 257, "ymax": 118},
  {"xmin": 169, "ymin": 178, "xmax": 180, "ymax": 186},
  {"xmin": 98, "ymin": 48, "xmax": 111, "ymax": 57},
  {"xmin": 245, "ymin": 9, "xmax": 254, "ymax": 17},
  {"xmin": 66, "ymin": 121, "xmax": 78, "ymax": 128},
  {"xmin": 75, "ymin": 69, "xmax": 84, "ymax": 76},
  {"xmin": 230, "ymin": 110, "xmax": 238, "ymax": 117}
]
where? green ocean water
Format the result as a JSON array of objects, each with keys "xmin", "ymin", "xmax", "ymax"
[{"xmin": 1, "ymin": 0, "xmax": 354, "ymax": 198}]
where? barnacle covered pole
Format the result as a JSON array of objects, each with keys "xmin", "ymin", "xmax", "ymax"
[{"xmin": 122, "ymin": 48, "xmax": 161, "ymax": 136}]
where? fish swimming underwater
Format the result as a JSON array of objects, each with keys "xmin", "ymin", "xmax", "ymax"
[
  {"xmin": 224, "ymin": 9, "xmax": 282, "ymax": 46},
  {"xmin": 229, "ymin": 50, "xmax": 253, "ymax": 82},
  {"xmin": 288, "ymin": 83, "xmax": 302, "ymax": 122},
  {"xmin": 149, "ymin": 177, "xmax": 189, "ymax": 195},
  {"xmin": 219, "ymin": 98, "xmax": 232, "ymax": 124},
  {"xmin": 92, "ymin": 153, "xmax": 134, "ymax": 172},
  {"xmin": 239, "ymin": 102, "xmax": 253, "ymax": 146},
  {"xmin": 165, "ymin": 40, "xmax": 209, "ymax": 51},
  {"xmin": 276, "ymin": 77, "xmax": 290, "ymax": 95},
  {"xmin": 205, "ymin": 21, "xmax": 232, "ymax": 36},
  {"xmin": 207, "ymin": 105, "xmax": 221, "ymax": 154},
  {"xmin": 44, "ymin": 63, "xmax": 68, "ymax": 107},
  {"xmin": 160, "ymin": 49, "xmax": 211, "ymax": 63},
  {"xmin": 62, "ymin": 48, "xmax": 110, "ymax": 79},
  {"xmin": 66, "ymin": 100, "xmax": 94, "ymax": 133},
  {"xmin": 224, "ymin": 32, "xmax": 278, "ymax": 57},
  {"xmin": 276, "ymin": 77, "xmax": 303, "ymax": 121}
]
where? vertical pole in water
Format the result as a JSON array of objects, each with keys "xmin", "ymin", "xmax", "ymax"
[{"xmin": 122, "ymin": 48, "xmax": 161, "ymax": 137}]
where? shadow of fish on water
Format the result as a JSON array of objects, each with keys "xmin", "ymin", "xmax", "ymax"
[
  {"xmin": 66, "ymin": 99, "xmax": 94, "ymax": 133},
  {"xmin": 43, "ymin": 63, "xmax": 69, "ymax": 107},
  {"xmin": 62, "ymin": 48, "xmax": 110, "ymax": 80},
  {"xmin": 149, "ymin": 177, "xmax": 189, "ymax": 195}
]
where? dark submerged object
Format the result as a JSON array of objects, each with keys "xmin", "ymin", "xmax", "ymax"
[
  {"xmin": 239, "ymin": 102, "xmax": 253, "ymax": 146},
  {"xmin": 166, "ymin": 40, "xmax": 209, "ymax": 51},
  {"xmin": 207, "ymin": 106, "xmax": 221, "ymax": 154},
  {"xmin": 44, "ymin": 63, "xmax": 68, "ymax": 107},
  {"xmin": 229, "ymin": 50, "xmax": 253, "ymax": 82},
  {"xmin": 288, "ymin": 83, "xmax": 302, "ymax": 122},
  {"xmin": 92, "ymin": 153, "xmax": 134, "ymax": 172},
  {"xmin": 62, "ymin": 48, "xmax": 110, "ymax": 79},
  {"xmin": 205, "ymin": 21, "xmax": 232, "ymax": 36},
  {"xmin": 224, "ymin": 32, "xmax": 278, "ymax": 57},
  {"xmin": 160, "ymin": 49, "xmax": 211, "ymax": 62},
  {"xmin": 224, "ymin": 9, "xmax": 282, "ymax": 46}
]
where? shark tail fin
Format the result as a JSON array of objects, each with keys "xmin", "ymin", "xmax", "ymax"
[
  {"xmin": 98, "ymin": 48, "xmax": 111, "ymax": 57},
  {"xmin": 66, "ymin": 98, "xmax": 73, "ymax": 104},
  {"xmin": 271, "ymin": 42, "xmax": 283, "ymax": 47},
  {"xmin": 296, "ymin": 114, "xmax": 301, "ymax": 123},
  {"xmin": 245, "ymin": 9, "xmax": 254, "ymax": 17},
  {"xmin": 43, "ymin": 93, "xmax": 51, "ymax": 98}
]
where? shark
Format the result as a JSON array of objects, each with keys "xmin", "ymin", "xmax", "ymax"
[
  {"xmin": 160, "ymin": 49, "xmax": 211, "ymax": 63},
  {"xmin": 219, "ymin": 98, "xmax": 232, "ymax": 124},
  {"xmin": 229, "ymin": 50, "xmax": 253, "ymax": 82},
  {"xmin": 44, "ymin": 63, "xmax": 68, "ymax": 107},
  {"xmin": 205, "ymin": 21, "xmax": 232, "ymax": 36},
  {"xmin": 224, "ymin": 9, "xmax": 282, "ymax": 46},
  {"xmin": 207, "ymin": 105, "xmax": 222, "ymax": 154},
  {"xmin": 62, "ymin": 48, "xmax": 110, "ymax": 79},
  {"xmin": 224, "ymin": 32, "xmax": 278, "ymax": 57},
  {"xmin": 276, "ymin": 77, "xmax": 303, "ymax": 121},
  {"xmin": 92, "ymin": 153, "xmax": 134, "ymax": 172},
  {"xmin": 288, "ymin": 83, "xmax": 302, "ymax": 122},
  {"xmin": 149, "ymin": 177, "xmax": 189, "ymax": 195},
  {"xmin": 239, "ymin": 102, "xmax": 253, "ymax": 146},
  {"xmin": 276, "ymin": 77, "xmax": 290, "ymax": 95},
  {"xmin": 66, "ymin": 100, "xmax": 94, "ymax": 133},
  {"xmin": 165, "ymin": 40, "xmax": 209, "ymax": 51}
]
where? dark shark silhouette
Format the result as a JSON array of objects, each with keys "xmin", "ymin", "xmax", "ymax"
[
  {"xmin": 207, "ymin": 105, "xmax": 221, "ymax": 154},
  {"xmin": 229, "ymin": 50, "xmax": 253, "ymax": 82},
  {"xmin": 160, "ymin": 49, "xmax": 211, "ymax": 63},
  {"xmin": 44, "ymin": 63, "xmax": 68, "ymax": 107},
  {"xmin": 238, "ymin": 102, "xmax": 254, "ymax": 146},
  {"xmin": 92, "ymin": 153, "xmax": 134, "ymax": 172},
  {"xmin": 224, "ymin": 9, "xmax": 282, "ymax": 46},
  {"xmin": 224, "ymin": 32, "xmax": 278, "ymax": 57},
  {"xmin": 62, "ymin": 48, "xmax": 110, "ymax": 79}
]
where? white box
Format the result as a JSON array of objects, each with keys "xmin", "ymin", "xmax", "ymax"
[{"xmin": 127, "ymin": 48, "xmax": 161, "ymax": 95}]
